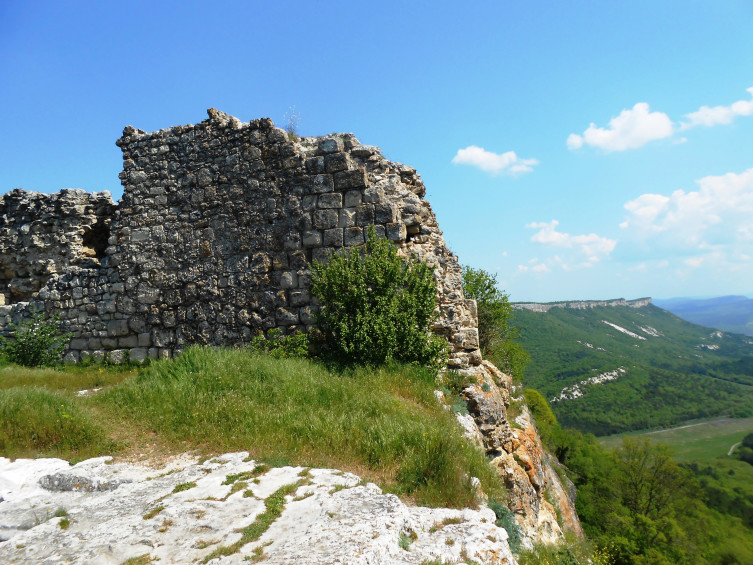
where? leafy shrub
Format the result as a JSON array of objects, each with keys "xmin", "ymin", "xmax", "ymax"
[
  {"xmin": 311, "ymin": 227, "xmax": 447, "ymax": 369},
  {"xmin": 0, "ymin": 312, "xmax": 72, "ymax": 367},
  {"xmin": 247, "ymin": 329, "xmax": 309, "ymax": 358}
]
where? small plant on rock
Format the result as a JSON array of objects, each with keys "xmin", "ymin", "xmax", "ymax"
[{"xmin": 0, "ymin": 312, "xmax": 73, "ymax": 367}]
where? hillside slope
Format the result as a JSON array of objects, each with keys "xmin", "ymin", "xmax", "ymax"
[
  {"xmin": 655, "ymin": 295, "xmax": 753, "ymax": 336},
  {"xmin": 514, "ymin": 303, "xmax": 753, "ymax": 435}
]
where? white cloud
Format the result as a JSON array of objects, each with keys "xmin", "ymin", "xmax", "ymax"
[
  {"xmin": 567, "ymin": 102, "xmax": 674, "ymax": 151},
  {"xmin": 452, "ymin": 145, "xmax": 539, "ymax": 175},
  {"xmin": 621, "ymin": 167, "xmax": 753, "ymax": 250},
  {"xmin": 527, "ymin": 220, "xmax": 616, "ymax": 262},
  {"xmin": 681, "ymin": 87, "xmax": 753, "ymax": 129}
]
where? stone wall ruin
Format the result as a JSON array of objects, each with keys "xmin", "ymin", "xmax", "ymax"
[{"xmin": 0, "ymin": 109, "xmax": 480, "ymax": 367}]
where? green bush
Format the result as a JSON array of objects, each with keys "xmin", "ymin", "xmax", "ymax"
[
  {"xmin": 311, "ymin": 227, "xmax": 447, "ymax": 369},
  {"xmin": 0, "ymin": 312, "xmax": 73, "ymax": 367},
  {"xmin": 247, "ymin": 328, "xmax": 309, "ymax": 358}
]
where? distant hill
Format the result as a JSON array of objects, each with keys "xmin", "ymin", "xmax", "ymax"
[
  {"xmin": 654, "ymin": 295, "xmax": 753, "ymax": 336},
  {"xmin": 513, "ymin": 301, "xmax": 753, "ymax": 435}
]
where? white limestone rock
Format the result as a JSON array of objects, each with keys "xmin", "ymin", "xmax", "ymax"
[{"xmin": 0, "ymin": 452, "xmax": 517, "ymax": 564}]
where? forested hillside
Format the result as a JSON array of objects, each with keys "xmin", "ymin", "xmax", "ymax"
[{"xmin": 514, "ymin": 303, "xmax": 753, "ymax": 435}]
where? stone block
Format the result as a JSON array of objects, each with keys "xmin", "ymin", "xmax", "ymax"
[
  {"xmin": 324, "ymin": 152, "xmax": 349, "ymax": 173},
  {"xmin": 318, "ymin": 193, "xmax": 343, "ymax": 209},
  {"xmin": 69, "ymin": 338, "xmax": 89, "ymax": 350},
  {"xmin": 107, "ymin": 319, "xmax": 130, "ymax": 337},
  {"xmin": 313, "ymin": 209, "xmax": 339, "ymax": 229},
  {"xmin": 305, "ymin": 156, "xmax": 325, "ymax": 173},
  {"xmin": 334, "ymin": 169, "xmax": 368, "ymax": 190},
  {"xmin": 386, "ymin": 223, "xmax": 407, "ymax": 241},
  {"xmin": 108, "ymin": 349, "xmax": 128, "ymax": 364},
  {"xmin": 275, "ymin": 307, "xmax": 299, "ymax": 326},
  {"xmin": 138, "ymin": 332, "xmax": 152, "ymax": 347},
  {"xmin": 63, "ymin": 350, "xmax": 79, "ymax": 364},
  {"xmin": 356, "ymin": 204, "xmax": 374, "ymax": 226},
  {"xmin": 323, "ymin": 228, "xmax": 343, "ymax": 247},
  {"xmin": 299, "ymin": 306, "xmax": 316, "ymax": 325},
  {"xmin": 339, "ymin": 208, "xmax": 356, "ymax": 228},
  {"xmin": 119, "ymin": 335, "xmax": 139, "ymax": 348},
  {"xmin": 289, "ymin": 290, "xmax": 310, "ymax": 307},
  {"xmin": 279, "ymin": 271, "xmax": 298, "ymax": 289},
  {"xmin": 343, "ymin": 190, "xmax": 362, "ymax": 207},
  {"xmin": 374, "ymin": 203, "xmax": 397, "ymax": 224},
  {"xmin": 302, "ymin": 230, "xmax": 322, "ymax": 247},
  {"xmin": 130, "ymin": 348, "xmax": 148, "ymax": 364},
  {"xmin": 362, "ymin": 187, "xmax": 384, "ymax": 203},
  {"xmin": 311, "ymin": 174, "xmax": 334, "ymax": 194},
  {"xmin": 318, "ymin": 138, "xmax": 344, "ymax": 154},
  {"xmin": 344, "ymin": 227, "xmax": 364, "ymax": 246}
]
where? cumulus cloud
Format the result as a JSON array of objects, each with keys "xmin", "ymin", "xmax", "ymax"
[
  {"xmin": 452, "ymin": 145, "xmax": 539, "ymax": 175},
  {"xmin": 681, "ymin": 87, "xmax": 753, "ymax": 129},
  {"xmin": 526, "ymin": 220, "xmax": 616, "ymax": 263},
  {"xmin": 621, "ymin": 167, "xmax": 753, "ymax": 251},
  {"xmin": 567, "ymin": 103, "xmax": 674, "ymax": 151}
]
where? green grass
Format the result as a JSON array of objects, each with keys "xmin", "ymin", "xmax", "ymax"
[
  {"xmin": 0, "ymin": 359, "xmax": 136, "ymax": 392},
  {"xmin": 599, "ymin": 416, "xmax": 753, "ymax": 461},
  {"xmin": 1, "ymin": 346, "xmax": 502, "ymax": 509},
  {"xmin": 0, "ymin": 386, "xmax": 114, "ymax": 460}
]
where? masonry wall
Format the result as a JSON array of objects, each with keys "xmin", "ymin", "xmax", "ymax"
[{"xmin": 0, "ymin": 109, "xmax": 480, "ymax": 368}]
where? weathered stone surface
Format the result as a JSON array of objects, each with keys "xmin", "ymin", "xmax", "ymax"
[
  {"xmin": 454, "ymin": 361, "xmax": 582, "ymax": 548},
  {"xmin": 0, "ymin": 452, "xmax": 517, "ymax": 564}
]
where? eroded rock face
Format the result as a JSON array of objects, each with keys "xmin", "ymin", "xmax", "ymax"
[
  {"xmin": 0, "ymin": 452, "xmax": 517, "ymax": 564},
  {"xmin": 456, "ymin": 361, "xmax": 583, "ymax": 547},
  {"xmin": 0, "ymin": 189, "xmax": 115, "ymax": 304}
]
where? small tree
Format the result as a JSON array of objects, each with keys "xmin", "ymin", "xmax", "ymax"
[
  {"xmin": 461, "ymin": 266, "xmax": 529, "ymax": 378},
  {"xmin": 0, "ymin": 312, "xmax": 73, "ymax": 367},
  {"xmin": 311, "ymin": 227, "xmax": 447, "ymax": 369}
]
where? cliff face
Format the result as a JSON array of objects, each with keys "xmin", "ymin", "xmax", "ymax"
[
  {"xmin": 513, "ymin": 297, "xmax": 652, "ymax": 312},
  {"xmin": 457, "ymin": 361, "xmax": 583, "ymax": 547}
]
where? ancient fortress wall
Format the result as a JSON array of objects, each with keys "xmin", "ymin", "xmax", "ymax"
[{"xmin": 0, "ymin": 109, "xmax": 480, "ymax": 368}]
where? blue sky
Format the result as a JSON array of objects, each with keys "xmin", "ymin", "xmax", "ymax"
[{"xmin": 2, "ymin": 1, "xmax": 752, "ymax": 302}]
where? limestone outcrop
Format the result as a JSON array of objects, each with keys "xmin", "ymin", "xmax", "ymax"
[
  {"xmin": 0, "ymin": 452, "xmax": 517, "ymax": 564},
  {"xmin": 456, "ymin": 361, "xmax": 583, "ymax": 547}
]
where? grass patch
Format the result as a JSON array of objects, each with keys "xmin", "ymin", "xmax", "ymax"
[
  {"xmin": 0, "ymin": 386, "xmax": 113, "ymax": 460},
  {"xmin": 599, "ymin": 416, "xmax": 753, "ymax": 460},
  {"xmin": 172, "ymin": 481, "xmax": 196, "ymax": 493},
  {"xmin": 0, "ymin": 359, "xmax": 136, "ymax": 392},
  {"xmin": 202, "ymin": 481, "xmax": 302, "ymax": 563},
  {"xmin": 98, "ymin": 346, "xmax": 502, "ymax": 507},
  {"xmin": 142, "ymin": 505, "xmax": 165, "ymax": 520},
  {"xmin": 1, "ymin": 346, "xmax": 504, "ymax": 508}
]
